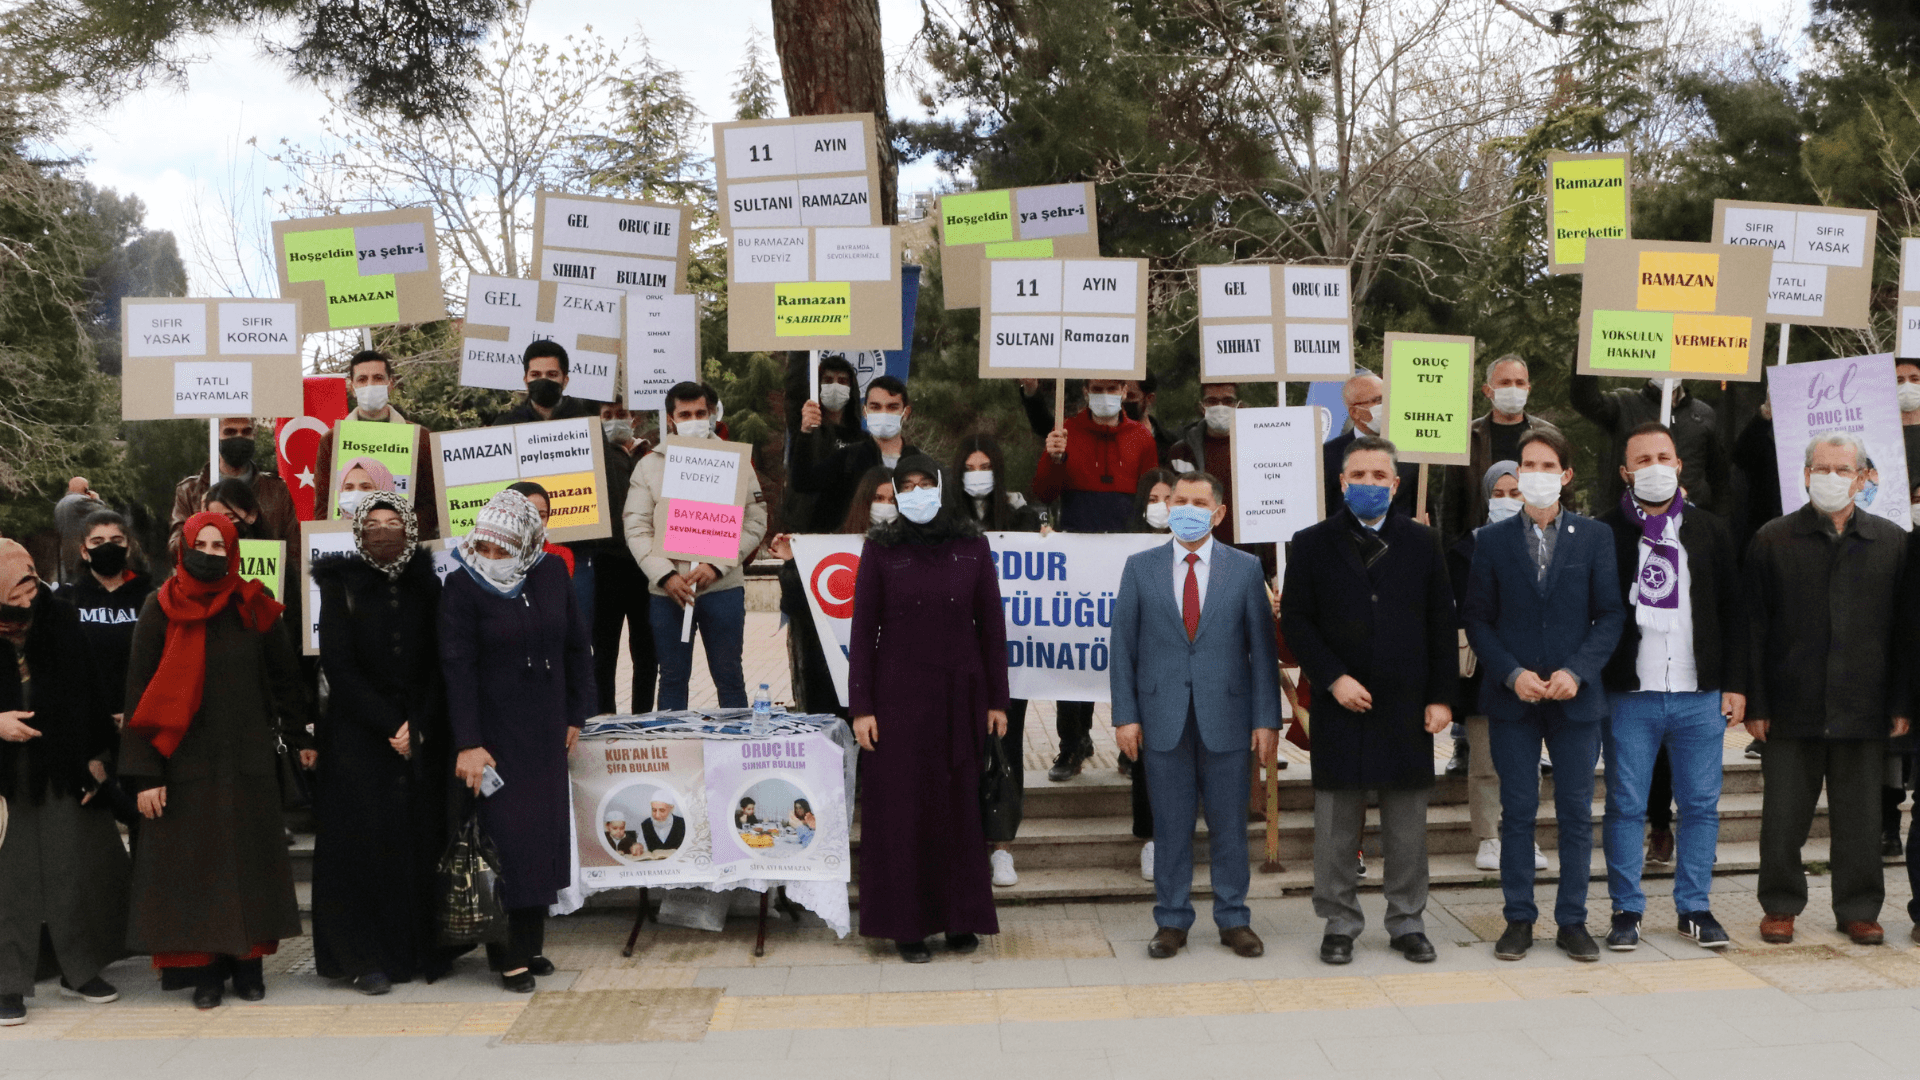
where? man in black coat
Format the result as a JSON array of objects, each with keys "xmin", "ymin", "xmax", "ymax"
[
  {"xmin": 1595, "ymin": 422, "xmax": 1747, "ymax": 952},
  {"xmin": 1746, "ymin": 430, "xmax": 1910, "ymax": 946},
  {"xmin": 791, "ymin": 376, "xmax": 918, "ymax": 533},
  {"xmin": 1281, "ymin": 435, "xmax": 1455, "ymax": 967},
  {"xmin": 1572, "ymin": 374, "xmax": 1730, "ymax": 515}
]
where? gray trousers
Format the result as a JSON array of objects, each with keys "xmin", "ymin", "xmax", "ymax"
[
  {"xmin": 0, "ymin": 771, "xmax": 130, "ymax": 996},
  {"xmin": 1465, "ymin": 715, "xmax": 1499, "ymax": 841},
  {"xmin": 1758, "ymin": 736, "xmax": 1885, "ymax": 925},
  {"xmin": 1313, "ymin": 787, "xmax": 1431, "ymax": 938}
]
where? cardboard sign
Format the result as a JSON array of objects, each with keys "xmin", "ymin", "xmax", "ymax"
[
  {"xmin": 1197, "ymin": 264, "xmax": 1354, "ymax": 383},
  {"xmin": 430, "ymin": 417, "xmax": 611, "ymax": 543},
  {"xmin": 1767, "ymin": 353, "xmax": 1911, "ymax": 532},
  {"xmin": 1229, "ymin": 406, "xmax": 1326, "ymax": 543},
  {"xmin": 295, "ymin": 520, "xmax": 356, "ymax": 655},
  {"xmin": 459, "ymin": 274, "xmax": 624, "ymax": 402},
  {"xmin": 120, "ymin": 297, "xmax": 306, "ymax": 420},
  {"xmin": 712, "ymin": 113, "xmax": 883, "ymax": 231},
  {"xmin": 532, "ymin": 190, "xmax": 694, "ymax": 297},
  {"xmin": 328, "ymin": 420, "xmax": 419, "ymax": 515},
  {"xmin": 236, "ymin": 539, "xmax": 285, "ymax": 600},
  {"xmin": 1381, "ymin": 333, "xmax": 1475, "ymax": 465},
  {"xmin": 725, "ymin": 226, "xmax": 902, "ymax": 351},
  {"xmin": 978, "ymin": 258, "xmax": 1149, "ymax": 379},
  {"xmin": 1576, "ymin": 238, "xmax": 1772, "ymax": 381},
  {"xmin": 271, "ymin": 208, "xmax": 447, "ymax": 336},
  {"xmin": 1712, "ymin": 200, "xmax": 1876, "ymax": 328},
  {"xmin": 1545, "ymin": 151, "xmax": 1631, "ymax": 273},
  {"xmin": 626, "ymin": 292, "xmax": 700, "ymax": 411},
  {"xmin": 937, "ymin": 182, "xmax": 1100, "ymax": 309},
  {"xmin": 1898, "ymin": 239, "xmax": 1920, "ymax": 359},
  {"xmin": 658, "ymin": 435, "xmax": 754, "ymax": 568}
]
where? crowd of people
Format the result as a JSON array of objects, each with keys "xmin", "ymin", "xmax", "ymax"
[{"xmin": 2, "ymin": 338, "xmax": 1918, "ymax": 1017}]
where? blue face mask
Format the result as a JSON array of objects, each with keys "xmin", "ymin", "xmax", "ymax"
[
  {"xmin": 1167, "ymin": 505, "xmax": 1214, "ymax": 543},
  {"xmin": 895, "ymin": 485, "xmax": 942, "ymax": 525},
  {"xmin": 1855, "ymin": 481, "xmax": 1879, "ymax": 510},
  {"xmin": 1343, "ymin": 482, "xmax": 1393, "ymax": 521}
]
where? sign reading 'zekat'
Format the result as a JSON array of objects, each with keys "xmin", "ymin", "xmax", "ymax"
[
  {"xmin": 1576, "ymin": 238, "xmax": 1772, "ymax": 382},
  {"xmin": 978, "ymin": 258, "xmax": 1148, "ymax": 380}
]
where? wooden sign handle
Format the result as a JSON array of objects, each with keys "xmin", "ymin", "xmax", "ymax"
[
  {"xmin": 1054, "ymin": 378, "xmax": 1066, "ymax": 431},
  {"xmin": 1416, "ymin": 463, "xmax": 1430, "ymax": 525}
]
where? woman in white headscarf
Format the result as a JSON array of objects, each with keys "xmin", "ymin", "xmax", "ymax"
[{"xmin": 440, "ymin": 489, "xmax": 594, "ymax": 993}]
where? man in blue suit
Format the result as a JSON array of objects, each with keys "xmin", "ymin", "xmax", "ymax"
[
  {"xmin": 1463, "ymin": 427, "xmax": 1624, "ymax": 963},
  {"xmin": 1111, "ymin": 472, "xmax": 1280, "ymax": 959}
]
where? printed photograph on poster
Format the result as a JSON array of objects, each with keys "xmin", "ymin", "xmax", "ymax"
[
  {"xmin": 711, "ymin": 113, "xmax": 883, "ymax": 231},
  {"xmin": 570, "ymin": 737, "xmax": 716, "ymax": 890},
  {"xmin": 430, "ymin": 417, "xmax": 611, "ymax": 543},
  {"xmin": 295, "ymin": 520, "xmax": 357, "ymax": 655},
  {"xmin": 658, "ymin": 435, "xmax": 754, "ymax": 567},
  {"xmin": 1576, "ymin": 238, "xmax": 1771, "ymax": 381},
  {"xmin": 1545, "ymin": 151, "xmax": 1631, "ymax": 274},
  {"xmin": 705, "ymin": 733, "xmax": 850, "ymax": 883},
  {"xmin": 271, "ymin": 208, "xmax": 447, "ymax": 337},
  {"xmin": 937, "ymin": 182, "xmax": 1100, "ymax": 308},
  {"xmin": 1230, "ymin": 406, "xmax": 1326, "ymax": 544},
  {"xmin": 532, "ymin": 190, "xmax": 693, "ymax": 297},
  {"xmin": 1381, "ymin": 333, "xmax": 1475, "ymax": 466},
  {"xmin": 1766, "ymin": 353, "xmax": 1912, "ymax": 533},
  {"xmin": 120, "ymin": 297, "xmax": 306, "ymax": 420},
  {"xmin": 459, "ymin": 274, "xmax": 624, "ymax": 402},
  {"xmin": 978, "ymin": 258, "xmax": 1149, "ymax": 380},
  {"xmin": 724, "ymin": 226, "xmax": 903, "ymax": 352},
  {"xmin": 1711, "ymin": 199, "xmax": 1876, "ymax": 328},
  {"xmin": 627, "ymin": 292, "xmax": 699, "ymax": 411},
  {"xmin": 1196, "ymin": 264, "xmax": 1354, "ymax": 382}
]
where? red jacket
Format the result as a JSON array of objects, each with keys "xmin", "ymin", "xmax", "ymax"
[{"xmin": 1031, "ymin": 411, "xmax": 1160, "ymax": 533}]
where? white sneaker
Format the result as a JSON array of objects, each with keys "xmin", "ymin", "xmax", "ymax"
[
  {"xmin": 1533, "ymin": 843, "xmax": 1549, "ymax": 870},
  {"xmin": 990, "ymin": 849, "xmax": 1018, "ymax": 887},
  {"xmin": 1476, "ymin": 838, "xmax": 1500, "ymax": 871},
  {"xmin": 1140, "ymin": 841, "xmax": 1155, "ymax": 882}
]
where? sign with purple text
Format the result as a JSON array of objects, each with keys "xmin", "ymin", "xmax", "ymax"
[
  {"xmin": 1767, "ymin": 352, "xmax": 1911, "ymax": 532},
  {"xmin": 705, "ymin": 732, "xmax": 850, "ymax": 883}
]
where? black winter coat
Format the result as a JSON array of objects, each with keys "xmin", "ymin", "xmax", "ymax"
[
  {"xmin": 1572, "ymin": 377, "xmax": 1731, "ymax": 515},
  {"xmin": 1596, "ymin": 502, "xmax": 1748, "ymax": 695},
  {"xmin": 0, "ymin": 584, "xmax": 116, "ymax": 805}
]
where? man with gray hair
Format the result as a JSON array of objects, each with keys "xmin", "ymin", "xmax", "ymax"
[{"xmin": 1745, "ymin": 430, "xmax": 1910, "ymax": 946}]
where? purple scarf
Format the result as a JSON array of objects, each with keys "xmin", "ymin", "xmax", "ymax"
[{"xmin": 1621, "ymin": 491, "xmax": 1682, "ymax": 631}]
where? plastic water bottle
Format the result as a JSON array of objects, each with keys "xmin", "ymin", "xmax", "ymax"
[{"xmin": 752, "ymin": 683, "xmax": 773, "ymax": 732}]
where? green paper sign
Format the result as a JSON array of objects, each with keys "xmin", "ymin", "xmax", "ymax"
[
  {"xmin": 1550, "ymin": 156, "xmax": 1630, "ymax": 268},
  {"xmin": 237, "ymin": 539, "xmax": 284, "ymax": 600},
  {"xmin": 1589, "ymin": 310, "xmax": 1672, "ymax": 372},
  {"xmin": 983, "ymin": 239, "xmax": 1054, "ymax": 259},
  {"xmin": 1385, "ymin": 337, "xmax": 1472, "ymax": 462},
  {"xmin": 941, "ymin": 191, "xmax": 1016, "ymax": 245},
  {"xmin": 283, "ymin": 227, "xmax": 399, "ymax": 329},
  {"xmin": 334, "ymin": 420, "xmax": 418, "ymax": 501},
  {"xmin": 773, "ymin": 282, "xmax": 851, "ymax": 337},
  {"xmin": 446, "ymin": 480, "xmax": 515, "ymax": 536}
]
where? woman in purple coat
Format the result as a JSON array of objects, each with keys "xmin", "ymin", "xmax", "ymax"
[
  {"xmin": 848, "ymin": 453, "xmax": 1010, "ymax": 962},
  {"xmin": 442, "ymin": 490, "xmax": 595, "ymax": 993}
]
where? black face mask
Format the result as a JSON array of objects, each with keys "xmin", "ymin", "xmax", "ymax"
[
  {"xmin": 1123, "ymin": 400, "xmax": 1144, "ymax": 422},
  {"xmin": 528, "ymin": 378, "xmax": 564, "ymax": 408},
  {"xmin": 85, "ymin": 543, "xmax": 129, "ymax": 578},
  {"xmin": 218, "ymin": 436, "xmax": 255, "ymax": 470},
  {"xmin": 182, "ymin": 550, "xmax": 228, "ymax": 583},
  {"xmin": 0, "ymin": 604, "xmax": 31, "ymax": 625}
]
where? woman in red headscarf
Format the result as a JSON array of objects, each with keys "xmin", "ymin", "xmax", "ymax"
[{"xmin": 120, "ymin": 512, "xmax": 312, "ymax": 1010}]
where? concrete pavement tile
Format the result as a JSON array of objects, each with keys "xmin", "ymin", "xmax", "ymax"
[
  {"xmin": 1247, "ymin": 976, "xmax": 1390, "ymax": 1012},
  {"xmin": 866, "ymin": 991, "xmax": 998, "ymax": 1028},
  {"xmin": 784, "ymin": 965, "xmax": 883, "ymax": 995},
  {"xmin": 995, "ymin": 985, "xmax": 1130, "ymax": 1023},
  {"xmin": 1314, "ymin": 1028, "xmax": 1550, "ymax": 1073},
  {"xmin": 707, "ymin": 993, "xmax": 865, "ymax": 1032},
  {"xmin": 1432, "ymin": 1055, "xmax": 1679, "ymax": 1080},
  {"xmin": 1104, "ymin": 1040, "xmax": 1335, "ymax": 1080},
  {"xmin": 1851, "ymin": 1031, "xmax": 1920, "ymax": 1070},
  {"xmin": 1719, "ymin": 1006, "xmax": 1920, "ymax": 1047},
  {"xmin": 876, "ymin": 963, "xmax": 978, "ymax": 994},
  {"xmin": 1397, "ymin": 995, "xmax": 1617, "ymax": 1034},
  {"xmin": 1496, "ymin": 964, "xmax": 1646, "ymax": 1000},
  {"xmin": 1596, "ymin": 986, "xmax": 1811, "ymax": 1024},
  {"xmin": 159, "ymin": 1036, "xmax": 387, "ymax": 1068},
  {"xmin": 238, "ymin": 1068, "xmax": 465, "ymax": 1080},
  {"xmin": 968, "ymin": 960, "xmax": 1072, "ymax": 991},
  {"xmin": 1121, "ymin": 981, "xmax": 1258, "ymax": 1018},
  {"xmin": 629, "ymin": 1029, "xmax": 793, "ymax": 1061},
  {"xmin": 1199, "ymin": 1006, "xmax": 1415, "ymax": 1043},
  {"xmin": 0, "ymin": 1040, "xmax": 188, "ymax": 1068},
  {"xmin": 1795, "ymin": 987, "xmax": 1920, "ymax": 1011},
  {"xmin": 1062, "ymin": 958, "xmax": 1127, "ymax": 987},
  {"xmin": 889, "ymin": 1049, "xmax": 1114, "ymax": 1080},
  {"xmin": 997, "ymin": 1016, "xmax": 1213, "ymax": 1054},
  {"xmin": 676, "ymin": 1058, "xmax": 887, "ymax": 1080},
  {"xmin": 1616, "ymin": 958, "xmax": 1770, "ymax": 994},
  {"xmin": 690, "ymin": 966, "xmax": 791, "ymax": 996},
  {"xmin": 1375, "ymin": 970, "xmax": 1519, "ymax": 1008},
  {"xmin": 570, "ymin": 967, "xmax": 700, "ymax": 991},
  {"xmin": 1523, "ymin": 1018, "xmax": 1754, "ymax": 1059},
  {"xmin": 1650, "ymin": 1041, "xmax": 1897, "ymax": 1079},
  {"xmin": 788, "ymin": 1023, "xmax": 1001, "ymax": 1059},
  {"xmin": 453, "ymin": 1066, "xmax": 670, "ymax": 1080}
]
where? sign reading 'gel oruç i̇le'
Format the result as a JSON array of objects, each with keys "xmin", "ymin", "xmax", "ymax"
[
  {"xmin": 935, "ymin": 182, "xmax": 1099, "ymax": 309},
  {"xmin": 1712, "ymin": 199, "xmax": 1877, "ymax": 328},
  {"xmin": 429, "ymin": 417, "xmax": 610, "ymax": 543},
  {"xmin": 1196, "ymin": 264, "xmax": 1354, "ymax": 382},
  {"xmin": 271, "ymin": 208, "xmax": 447, "ymax": 336},
  {"xmin": 1576, "ymin": 238, "xmax": 1772, "ymax": 381},
  {"xmin": 120, "ymin": 297, "xmax": 305, "ymax": 419}
]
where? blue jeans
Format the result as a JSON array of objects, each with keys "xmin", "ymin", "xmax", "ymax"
[
  {"xmin": 648, "ymin": 588, "xmax": 747, "ymax": 710},
  {"xmin": 1604, "ymin": 690, "xmax": 1723, "ymax": 915},
  {"xmin": 1487, "ymin": 710, "xmax": 1601, "ymax": 926}
]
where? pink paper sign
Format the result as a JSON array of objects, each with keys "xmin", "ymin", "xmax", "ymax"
[{"xmin": 663, "ymin": 498, "xmax": 744, "ymax": 560}]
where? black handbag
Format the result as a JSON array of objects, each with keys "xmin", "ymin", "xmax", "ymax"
[
  {"xmin": 435, "ymin": 806, "xmax": 508, "ymax": 947},
  {"xmin": 979, "ymin": 732, "xmax": 1023, "ymax": 843},
  {"xmin": 273, "ymin": 735, "xmax": 313, "ymax": 811}
]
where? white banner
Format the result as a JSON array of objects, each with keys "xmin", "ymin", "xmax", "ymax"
[
  {"xmin": 1768, "ymin": 352, "xmax": 1913, "ymax": 532},
  {"xmin": 791, "ymin": 531, "xmax": 1164, "ymax": 707}
]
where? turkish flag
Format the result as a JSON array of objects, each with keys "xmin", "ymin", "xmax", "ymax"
[{"xmin": 275, "ymin": 377, "xmax": 350, "ymax": 522}]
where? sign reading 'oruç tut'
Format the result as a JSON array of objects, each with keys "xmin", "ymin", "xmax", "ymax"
[
  {"xmin": 271, "ymin": 208, "xmax": 447, "ymax": 336},
  {"xmin": 1576, "ymin": 238, "xmax": 1771, "ymax": 381},
  {"xmin": 120, "ymin": 297, "xmax": 306, "ymax": 420},
  {"xmin": 1381, "ymin": 333, "xmax": 1475, "ymax": 466},
  {"xmin": 1545, "ymin": 151, "xmax": 1632, "ymax": 274},
  {"xmin": 1196, "ymin": 263, "xmax": 1354, "ymax": 383}
]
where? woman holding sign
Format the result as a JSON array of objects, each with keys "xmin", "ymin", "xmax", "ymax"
[
  {"xmin": 441, "ymin": 489, "xmax": 593, "ymax": 993},
  {"xmin": 848, "ymin": 454, "xmax": 1011, "ymax": 963}
]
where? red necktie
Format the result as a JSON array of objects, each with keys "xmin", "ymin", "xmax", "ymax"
[{"xmin": 1183, "ymin": 552, "xmax": 1201, "ymax": 641}]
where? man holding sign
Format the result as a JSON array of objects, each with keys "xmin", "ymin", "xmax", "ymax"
[{"xmin": 309, "ymin": 349, "xmax": 436, "ymax": 538}]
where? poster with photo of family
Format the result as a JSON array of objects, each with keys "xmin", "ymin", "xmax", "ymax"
[
  {"xmin": 704, "ymin": 731, "xmax": 850, "ymax": 883},
  {"xmin": 569, "ymin": 736, "xmax": 716, "ymax": 889}
]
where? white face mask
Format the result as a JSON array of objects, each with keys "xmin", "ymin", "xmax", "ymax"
[
  {"xmin": 1630, "ymin": 463, "xmax": 1679, "ymax": 504},
  {"xmin": 602, "ymin": 419, "xmax": 633, "ymax": 444},
  {"xmin": 1487, "ymin": 496, "xmax": 1522, "ymax": 524},
  {"xmin": 865, "ymin": 411, "xmax": 903, "ymax": 439},
  {"xmin": 1900, "ymin": 382, "xmax": 1920, "ymax": 414},
  {"xmin": 1807, "ymin": 471, "xmax": 1856, "ymax": 513},
  {"xmin": 1144, "ymin": 502, "xmax": 1171, "ymax": 530},
  {"xmin": 1204, "ymin": 405, "xmax": 1234, "ymax": 434},
  {"xmin": 1491, "ymin": 386, "xmax": 1528, "ymax": 415},
  {"xmin": 675, "ymin": 418, "xmax": 712, "ymax": 440},
  {"xmin": 1364, "ymin": 404, "xmax": 1384, "ymax": 433},
  {"xmin": 896, "ymin": 484, "xmax": 943, "ymax": 524},
  {"xmin": 962, "ymin": 471, "xmax": 995, "ymax": 497},
  {"xmin": 354, "ymin": 383, "xmax": 390, "ymax": 413},
  {"xmin": 818, "ymin": 382, "xmax": 852, "ymax": 411},
  {"xmin": 868, "ymin": 502, "xmax": 899, "ymax": 524},
  {"xmin": 1910, "ymin": 502, "xmax": 1920, "ymax": 528},
  {"xmin": 1087, "ymin": 393, "xmax": 1124, "ymax": 419},
  {"xmin": 1516, "ymin": 471, "xmax": 1562, "ymax": 509},
  {"xmin": 338, "ymin": 490, "xmax": 369, "ymax": 518},
  {"xmin": 478, "ymin": 554, "xmax": 521, "ymax": 585}
]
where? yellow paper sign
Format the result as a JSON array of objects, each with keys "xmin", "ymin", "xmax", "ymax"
[
  {"xmin": 774, "ymin": 282, "xmax": 852, "ymax": 337},
  {"xmin": 1670, "ymin": 313, "xmax": 1753, "ymax": 374},
  {"xmin": 539, "ymin": 470, "xmax": 603, "ymax": 530},
  {"xmin": 1636, "ymin": 251, "xmax": 1719, "ymax": 312},
  {"xmin": 1550, "ymin": 155, "xmax": 1630, "ymax": 268}
]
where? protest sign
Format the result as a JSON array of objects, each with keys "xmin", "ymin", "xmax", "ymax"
[
  {"xmin": 978, "ymin": 258, "xmax": 1149, "ymax": 379},
  {"xmin": 1545, "ymin": 151, "xmax": 1631, "ymax": 274},
  {"xmin": 1576, "ymin": 238, "xmax": 1771, "ymax": 381},
  {"xmin": 1381, "ymin": 333, "xmax": 1475, "ymax": 466},
  {"xmin": 120, "ymin": 297, "xmax": 305, "ymax": 420},
  {"xmin": 295, "ymin": 520, "xmax": 356, "ymax": 655},
  {"xmin": 1711, "ymin": 199, "xmax": 1876, "ymax": 328},
  {"xmin": 658, "ymin": 435, "xmax": 754, "ymax": 567},
  {"xmin": 459, "ymin": 274, "xmax": 624, "ymax": 402},
  {"xmin": 812, "ymin": 266, "xmax": 924, "ymax": 403},
  {"xmin": 705, "ymin": 732, "xmax": 850, "ymax": 884},
  {"xmin": 1766, "ymin": 353, "xmax": 1911, "ymax": 533},
  {"xmin": 532, "ymin": 190, "xmax": 693, "ymax": 296},
  {"xmin": 1230, "ymin": 406, "xmax": 1326, "ymax": 543},
  {"xmin": 430, "ymin": 417, "xmax": 610, "ymax": 543},
  {"xmin": 570, "ymin": 737, "xmax": 716, "ymax": 890},
  {"xmin": 328, "ymin": 420, "xmax": 419, "ymax": 512},
  {"xmin": 1899, "ymin": 240, "xmax": 1920, "ymax": 359},
  {"xmin": 725, "ymin": 226, "xmax": 903, "ymax": 351},
  {"xmin": 712, "ymin": 113, "xmax": 883, "ymax": 231},
  {"xmin": 937, "ymin": 182, "xmax": 1100, "ymax": 308},
  {"xmin": 792, "ymin": 532, "xmax": 1164, "ymax": 707},
  {"xmin": 236, "ymin": 539, "xmax": 284, "ymax": 601},
  {"xmin": 626, "ymin": 292, "xmax": 700, "ymax": 411},
  {"xmin": 271, "ymin": 208, "xmax": 446, "ymax": 336},
  {"xmin": 1196, "ymin": 263, "xmax": 1354, "ymax": 382}
]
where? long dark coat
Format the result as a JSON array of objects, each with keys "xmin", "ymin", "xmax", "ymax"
[
  {"xmin": 1280, "ymin": 508, "xmax": 1457, "ymax": 791},
  {"xmin": 846, "ymin": 533, "xmax": 1008, "ymax": 941},
  {"xmin": 310, "ymin": 550, "xmax": 452, "ymax": 981},
  {"xmin": 120, "ymin": 601, "xmax": 310, "ymax": 956},
  {"xmin": 440, "ymin": 558, "xmax": 594, "ymax": 911}
]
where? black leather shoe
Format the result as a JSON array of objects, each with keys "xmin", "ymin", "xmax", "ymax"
[
  {"xmin": 1556, "ymin": 924, "xmax": 1600, "ymax": 962},
  {"xmin": 1147, "ymin": 926, "xmax": 1187, "ymax": 959},
  {"xmin": 502, "ymin": 971, "xmax": 537, "ymax": 993},
  {"xmin": 1494, "ymin": 921, "xmax": 1533, "ymax": 960},
  {"xmin": 526, "ymin": 955, "xmax": 556, "ymax": 977},
  {"xmin": 896, "ymin": 940, "xmax": 933, "ymax": 963},
  {"xmin": 1319, "ymin": 934, "xmax": 1354, "ymax": 965},
  {"xmin": 1389, "ymin": 932, "xmax": 1436, "ymax": 962},
  {"xmin": 1219, "ymin": 925, "xmax": 1264, "ymax": 958},
  {"xmin": 192, "ymin": 982, "xmax": 224, "ymax": 1010},
  {"xmin": 944, "ymin": 932, "xmax": 980, "ymax": 954},
  {"xmin": 229, "ymin": 958, "xmax": 265, "ymax": 1002},
  {"xmin": 352, "ymin": 973, "xmax": 392, "ymax": 996}
]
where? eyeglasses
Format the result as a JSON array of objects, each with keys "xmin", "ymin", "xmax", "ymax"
[
  {"xmin": 1810, "ymin": 465, "xmax": 1858, "ymax": 478},
  {"xmin": 362, "ymin": 521, "xmax": 406, "ymax": 533}
]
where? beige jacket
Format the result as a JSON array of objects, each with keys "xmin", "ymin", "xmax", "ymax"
[{"xmin": 624, "ymin": 446, "xmax": 768, "ymax": 596}]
